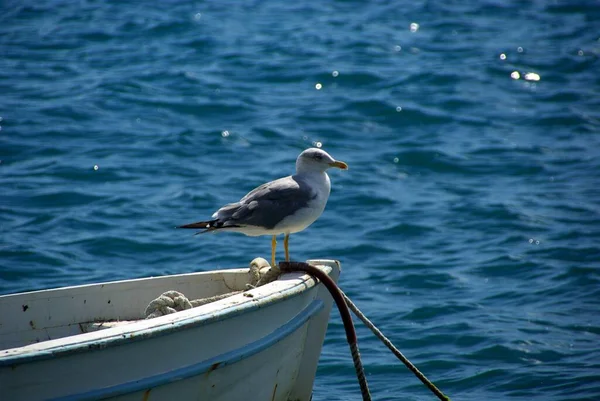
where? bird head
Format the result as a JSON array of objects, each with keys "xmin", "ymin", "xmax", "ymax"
[{"xmin": 296, "ymin": 148, "xmax": 348, "ymax": 173}]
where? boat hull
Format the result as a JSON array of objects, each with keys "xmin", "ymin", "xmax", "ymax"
[{"xmin": 0, "ymin": 260, "xmax": 340, "ymax": 401}]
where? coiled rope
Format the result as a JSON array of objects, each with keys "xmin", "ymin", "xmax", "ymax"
[
  {"xmin": 145, "ymin": 258, "xmax": 277, "ymax": 319},
  {"xmin": 280, "ymin": 261, "xmax": 451, "ymax": 401}
]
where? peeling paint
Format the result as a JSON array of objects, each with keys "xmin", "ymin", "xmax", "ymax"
[
  {"xmin": 22, "ymin": 305, "xmax": 29, "ymax": 312},
  {"xmin": 206, "ymin": 361, "xmax": 221, "ymax": 376}
]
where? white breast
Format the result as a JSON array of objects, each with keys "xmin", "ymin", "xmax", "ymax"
[{"xmin": 274, "ymin": 172, "xmax": 331, "ymax": 235}]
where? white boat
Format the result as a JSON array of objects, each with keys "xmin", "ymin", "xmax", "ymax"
[{"xmin": 0, "ymin": 259, "xmax": 340, "ymax": 401}]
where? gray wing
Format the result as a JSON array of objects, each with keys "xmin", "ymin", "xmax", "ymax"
[{"xmin": 214, "ymin": 175, "xmax": 317, "ymax": 229}]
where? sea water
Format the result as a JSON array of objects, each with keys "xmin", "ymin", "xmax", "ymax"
[{"xmin": 1, "ymin": 2, "xmax": 599, "ymax": 400}]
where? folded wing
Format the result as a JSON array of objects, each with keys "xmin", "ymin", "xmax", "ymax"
[{"xmin": 179, "ymin": 175, "xmax": 317, "ymax": 232}]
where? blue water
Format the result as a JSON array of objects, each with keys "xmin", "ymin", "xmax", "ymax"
[{"xmin": 2, "ymin": 1, "xmax": 599, "ymax": 400}]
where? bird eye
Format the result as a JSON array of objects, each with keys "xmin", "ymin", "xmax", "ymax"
[{"xmin": 314, "ymin": 154, "xmax": 323, "ymax": 160}]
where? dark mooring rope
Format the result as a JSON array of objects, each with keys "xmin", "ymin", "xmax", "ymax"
[
  {"xmin": 279, "ymin": 261, "xmax": 451, "ymax": 401},
  {"xmin": 279, "ymin": 262, "xmax": 372, "ymax": 401}
]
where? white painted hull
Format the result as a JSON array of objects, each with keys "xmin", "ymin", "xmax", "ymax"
[{"xmin": 0, "ymin": 260, "xmax": 340, "ymax": 401}]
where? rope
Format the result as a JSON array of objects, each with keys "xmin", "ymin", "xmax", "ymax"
[
  {"xmin": 343, "ymin": 292, "xmax": 451, "ymax": 401},
  {"xmin": 350, "ymin": 342, "xmax": 370, "ymax": 400},
  {"xmin": 279, "ymin": 262, "xmax": 372, "ymax": 401},
  {"xmin": 280, "ymin": 261, "xmax": 451, "ymax": 401},
  {"xmin": 144, "ymin": 290, "xmax": 242, "ymax": 318},
  {"xmin": 145, "ymin": 257, "xmax": 278, "ymax": 319}
]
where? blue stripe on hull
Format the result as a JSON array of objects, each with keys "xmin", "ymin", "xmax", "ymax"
[{"xmin": 50, "ymin": 300, "xmax": 324, "ymax": 401}]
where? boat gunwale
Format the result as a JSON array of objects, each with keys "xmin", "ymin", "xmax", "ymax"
[{"xmin": 0, "ymin": 260, "xmax": 337, "ymax": 366}]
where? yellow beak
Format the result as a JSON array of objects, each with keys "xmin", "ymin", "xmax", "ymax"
[{"xmin": 329, "ymin": 160, "xmax": 349, "ymax": 170}]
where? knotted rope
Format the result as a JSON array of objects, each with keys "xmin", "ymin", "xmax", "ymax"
[{"xmin": 145, "ymin": 258, "xmax": 279, "ymax": 319}]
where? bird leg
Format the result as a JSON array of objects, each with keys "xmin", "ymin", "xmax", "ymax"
[
  {"xmin": 271, "ymin": 235, "xmax": 277, "ymax": 267},
  {"xmin": 284, "ymin": 234, "xmax": 290, "ymax": 262}
]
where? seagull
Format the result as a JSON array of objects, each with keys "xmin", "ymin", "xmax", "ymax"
[{"xmin": 178, "ymin": 148, "xmax": 348, "ymax": 267}]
